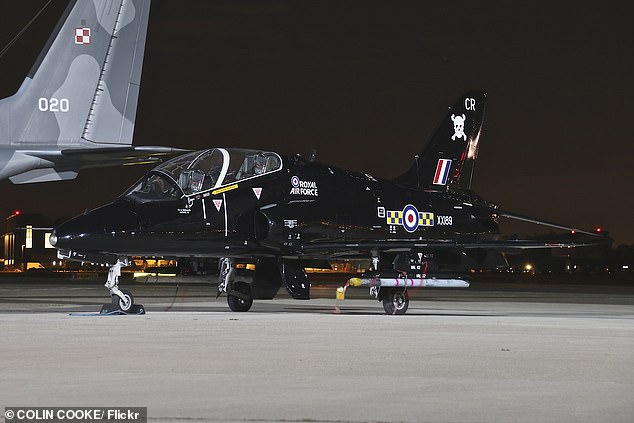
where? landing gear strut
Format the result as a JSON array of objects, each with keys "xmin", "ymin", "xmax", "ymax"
[{"xmin": 100, "ymin": 258, "xmax": 145, "ymax": 315}]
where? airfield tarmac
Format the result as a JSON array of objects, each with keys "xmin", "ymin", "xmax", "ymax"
[{"xmin": 1, "ymin": 277, "xmax": 633, "ymax": 423}]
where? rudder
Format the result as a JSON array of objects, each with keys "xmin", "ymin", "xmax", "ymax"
[{"xmin": 395, "ymin": 91, "xmax": 487, "ymax": 190}]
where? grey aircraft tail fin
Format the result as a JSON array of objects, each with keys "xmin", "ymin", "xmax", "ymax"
[
  {"xmin": 0, "ymin": 0, "xmax": 151, "ymax": 147},
  {"xmin": 394, "ymin": 91, "xmax": 487, "ymax": 191}
]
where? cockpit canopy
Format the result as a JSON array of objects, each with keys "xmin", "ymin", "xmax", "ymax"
[{"xmin": 123, "ymin": 148, "xmax": 283, "ymax": 202}]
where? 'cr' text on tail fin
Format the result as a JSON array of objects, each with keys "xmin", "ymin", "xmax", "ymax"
[{"xmin": 394, "ymin": 91, "xmax": 487, "ymax": 191}]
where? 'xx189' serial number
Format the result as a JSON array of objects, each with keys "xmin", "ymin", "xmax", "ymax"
[{"xmin": 437, "ymin": 215, "xmax": 453, "ymax": 225}]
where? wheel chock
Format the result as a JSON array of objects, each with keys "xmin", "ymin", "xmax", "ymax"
[{"xmin": 99, "ymin": 303, "xmax": 146, "ymax": 315}]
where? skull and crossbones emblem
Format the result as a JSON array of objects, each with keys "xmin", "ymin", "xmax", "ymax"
[{"xmin": 451, "ymin": 114, "xmax": 466, "ymax": 141}]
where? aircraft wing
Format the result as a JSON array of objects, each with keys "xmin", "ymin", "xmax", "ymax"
[{"xmin": 300, "ymin": 238, "xmax": 607, "ymax": 256}]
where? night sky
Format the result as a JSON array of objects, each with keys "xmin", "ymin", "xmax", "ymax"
[{"xmin": 1, "ymin": 1, "xmax": 632, "ymax": 245}]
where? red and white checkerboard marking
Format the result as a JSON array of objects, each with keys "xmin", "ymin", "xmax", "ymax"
[{"xmin": 74, "ymin": 27, "xmax": 91, "ymax": 45}]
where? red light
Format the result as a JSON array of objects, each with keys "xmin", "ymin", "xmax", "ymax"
[
  {"xmin": 14, "ymin": 210, "xmax": 21, "ymax": 216},
  {"xmin": 570, "ymin": 230, "xmax": 576, "ymax": 234},
  {"xmin": 596, "ymin": 227, "xmax": 602, "ymax": 233}
]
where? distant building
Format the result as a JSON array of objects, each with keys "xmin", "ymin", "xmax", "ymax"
[{"xmin": 2, "ymin": 211, "xmax": 56, "ymax": 271}]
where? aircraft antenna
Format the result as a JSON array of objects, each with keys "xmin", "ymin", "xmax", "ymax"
[
  {"xmin": 414, "ymin": 155, "xmax": 420, "ymax": 188},
  {"xmin": 0, "ymin": 0, "xmax": 54, "ymax": 62}
]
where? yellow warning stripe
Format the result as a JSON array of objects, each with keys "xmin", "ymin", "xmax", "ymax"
[{"xmin": 212, "ymin": 184, "xmax": 239, "ymax": 195}]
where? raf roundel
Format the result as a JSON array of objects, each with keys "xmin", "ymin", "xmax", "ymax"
[
  {"xmin": 401, "ymin": 204, "xmax": 419, "ymax": 233},
  {"xmin": 291, "ymin": 175, "xmax": 300, "ymax": 188}
]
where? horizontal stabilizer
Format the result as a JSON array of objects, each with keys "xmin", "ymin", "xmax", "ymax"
[
  {"xmin": 59, "ymin": 146, "xmax": 188, "ymax": 161},
  {"xmin": 485, "ymin": 207, "xmax": 604, "ymax": 238},
  {"xmin": 3, "ymin": 146, "xmax": 188, "ymax": 183},
  {"xmin": 9, "ymin": 169, "xmax": 78, "ymax": 184}
]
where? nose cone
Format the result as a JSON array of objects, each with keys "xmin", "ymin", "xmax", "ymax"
[{"xmin": 53, "ymin": 201, "xmax": 140, "ymax": 253}]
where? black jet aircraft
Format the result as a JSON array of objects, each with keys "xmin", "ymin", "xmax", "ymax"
[{"xmin": 51, "ymin": 91, "xmax": 604, "ymax": 314}]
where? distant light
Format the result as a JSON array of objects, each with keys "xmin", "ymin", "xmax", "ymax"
[
  {"xmin": 524, "ymin": 263, "xmax": 533, "ymax": 271},
  {"xmin": 623, "ymin": 265, "xmax": 630, "ymax": 270},
  {"xmin": 596, "ymin": 227, "xmax": 602, "ymax": 232},
  {"xmin": 14, "ymin": 210, "xmax": 21, "ymax": 216},
  {"xmin": 570, "ymin": 230, "xmax": 576, "ymax": 234}
]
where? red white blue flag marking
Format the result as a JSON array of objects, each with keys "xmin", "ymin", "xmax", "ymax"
[{"xmin": 433, "ymin": 159, "xmax": 452, "ymax": 185}]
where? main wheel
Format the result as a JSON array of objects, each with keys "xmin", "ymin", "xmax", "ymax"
[
  {"xmin": 114, "ymin": 289, "xmax": 134, "ymax": 312},
  {"xmin": 227, "ymin": 281, "xmax": 253, "ymax": 312},
  {"xmin": 382, "ymin": 288, "xmax": 409, "ymax": 315}
]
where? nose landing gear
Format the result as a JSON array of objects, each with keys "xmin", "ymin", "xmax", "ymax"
[{"xmin": 100, "ymin": 258, "xmax": 145, "ymax": 315}]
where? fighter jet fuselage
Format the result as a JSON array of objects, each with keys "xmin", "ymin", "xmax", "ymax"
[
  {"xmin": 52, "ymin": 148, "xmax": 499, "ymax": 259},
  {"xmin": 51, "ymin": 92, "xmax": 604, "ymax": 315}
]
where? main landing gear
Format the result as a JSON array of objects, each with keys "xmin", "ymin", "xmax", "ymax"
[
  {"xmin": 372, "ymin": 254, "xmax": 410, "ymax": 315},
  {"xmin": 218, "ymin": 258, "xmax": 254, "ymax": 312},
  {"xmin": 226, "ymin": 281, "xmax": 253, "ymax": 312},
  {"xmin": 217, "ymin": 257, "xmax": 304, "ymax": 312},
  {"xmin": 100, "ymin": 258, "xmax": 145, "ymax": 315},
  {"xmin": 379, "ymin": 288, "xmax": 410, "ymax": 315}
]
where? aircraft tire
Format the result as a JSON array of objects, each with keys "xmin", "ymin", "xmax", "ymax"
[
  {"xmin": 115, "ymin": 289, "xmax": 134, "ymax": 312},
  {"xmin": 382, "ymin": 288, "xmax": 409, "ymax": 315},
  {"xmin": 227, "ymin": 281, "xmax": 253, "ymax": 312}
]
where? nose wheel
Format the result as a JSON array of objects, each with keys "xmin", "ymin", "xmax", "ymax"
[
  {"xmin": 100, "ymin": 259, "xmax": 145, "ymax": 315},
  {"xmin": 113, "ymin": 289, "xmax": 134, "ymax": 312}
]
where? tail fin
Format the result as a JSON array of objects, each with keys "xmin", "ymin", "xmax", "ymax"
[
  {"xmin": 395, "ymin": 91, "xmax": 487, "ymax": 190},
  {"xmin": 0, "ymin": 0, "xmax": 151, "ymax": 146}
]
